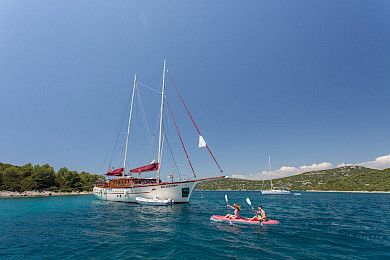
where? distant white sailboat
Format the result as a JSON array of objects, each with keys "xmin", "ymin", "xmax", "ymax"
[{"xmin": 261, "ymin": 156, "xmax": 291, "ymax": 195}]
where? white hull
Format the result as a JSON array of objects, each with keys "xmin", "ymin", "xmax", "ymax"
[
  {"xmin": 93, "ymin": 180, "xmax": 200, "ymax": 203},
  {"xmin": 261, "ymin": 189, "xmax": 291, "ymax": 195}
]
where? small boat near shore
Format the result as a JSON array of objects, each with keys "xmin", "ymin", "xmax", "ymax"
[
  {"xmin": 261, "ymin": 188, "xmax": 291, "ymax": 195},
  {"xmin": 210, "ymin": 215, "xmax": 279, "ymax": 225},
  {"xmin": 136, "ymin": 196, "xmax": 173, "ymax": 206},
  {"xmin": 261, "ymin": 156, "xmax": 291, "ymax": 195}
]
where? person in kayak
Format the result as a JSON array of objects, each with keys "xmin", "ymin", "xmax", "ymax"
[
  {"xmin": 225, "ymin": 203, "xmax": 240, "ymax": 219},
  {"xmin": 250, "ymin": 206, "xmax": 268, "ymax": 221}
]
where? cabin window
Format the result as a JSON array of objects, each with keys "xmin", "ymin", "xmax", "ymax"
[{"xmin": 182, "ymin": 188, "xmax": 189, "ymax": 197}]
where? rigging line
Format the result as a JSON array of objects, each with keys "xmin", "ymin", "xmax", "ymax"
[
  {"xmin": 106, "ymin": 89, "xmax": 132, "ymax": 171},
  {"xmin": 137, "ymin": 81, "xmax": 161, "ymax": 95},
  {"xmin": 136, "ymin": 85, "xmax": 154, "ymax": 160},
  {"xmin": 150, "ymin": 106, "xmax": 162, "ymax": 160},
  {"xmin": 159, "ymin": 159, "xmax": 195, "ymax": 178},
  {"xmin": 158, "ymin": 147, "xmax": 200, "ymax": 178},
  {"xmin": 159, "ymin": 146, "xmax": 199, "ymax": 170},
  {"xmin": 160, "ymin": 160, "xmax": 194, "ymax": 178},
  {"xmin": 163, "ymin": 131, "xmax": 182, "ymax": 180},
  {"xmin": 164, "ymin": 96, "xmax": 197, "ymax": 178},
  {"xmin": 166, "ymin": 69, "xmax": 223, "ymax": 173}
]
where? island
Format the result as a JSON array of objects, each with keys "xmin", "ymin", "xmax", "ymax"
[{"xmin": 196, "ymin": 166, "xmax": 390, "ymax": 192}]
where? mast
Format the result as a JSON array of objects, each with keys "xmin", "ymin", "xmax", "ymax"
[
  {"xmin": 157, "ymin": 60, "xmax": 166, "ymax": 182},
  {"xmin": 268, "ymin": 155, "xmax": 273, "ymax": 190},
  {"xmin": 123, "ymin": 74, "xmax": 137, "ymax": 177}
]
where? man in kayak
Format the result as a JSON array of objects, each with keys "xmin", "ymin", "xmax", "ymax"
[
  {"xmin": 225, "ymin": 203, "xmax": 240, "ymax": 219},
  {"xmin": 250, "ymin": 206, "xmax": 268, "ymax": 221}
]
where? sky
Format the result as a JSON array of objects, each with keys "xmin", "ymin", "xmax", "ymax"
[{"xmin": 1, "ymin": 0, "xmax": 390, "ymax": 180}]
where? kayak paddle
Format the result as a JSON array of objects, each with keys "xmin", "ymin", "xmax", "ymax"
[
  {"xmin": 246, "ymin": 197, "xmax": 253, "ymax": 209},
  {"xmin": 225, "ymin": 194, "xmax": 232, "ymax": 225}
]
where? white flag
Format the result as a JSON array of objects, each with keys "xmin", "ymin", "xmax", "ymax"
[{"xmin": 199, "ymin": 135, "xmax": 206, "ymax": 148}]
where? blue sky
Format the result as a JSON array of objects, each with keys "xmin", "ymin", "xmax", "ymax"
[{"xmin": 1, "ymin": 1, "xmax": 389, "ymax": 180}]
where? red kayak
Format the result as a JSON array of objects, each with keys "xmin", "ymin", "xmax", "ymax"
[{"xmin": 210, "ymin": 215, "xmax": 279, "ymax": 225}]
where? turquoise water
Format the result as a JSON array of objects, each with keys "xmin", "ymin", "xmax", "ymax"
[{"xmin": 1, "ymin": 191, "xmax": 389, "ymax": 259}]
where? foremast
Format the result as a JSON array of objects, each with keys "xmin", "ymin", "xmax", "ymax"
[{"xmin": 123, "ymin": 74, "xmax": 137, "ymax": 177}]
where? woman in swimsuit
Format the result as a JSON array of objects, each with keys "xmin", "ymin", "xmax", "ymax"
[{"xmin": 225, "ymin": 203, "xmax": 240, "ymax": 219}]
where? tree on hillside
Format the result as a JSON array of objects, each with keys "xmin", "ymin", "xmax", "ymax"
[
  {"xmin": 31, "ymin": 164, "xmax": 57, "ymax": 190},
  {"xmin": 20, "ymin": 163, "xmax": 34, "ymax": 178},
  {"xmin": 2, "ymin": 166, "xmax": 22, "ymax": 191}
]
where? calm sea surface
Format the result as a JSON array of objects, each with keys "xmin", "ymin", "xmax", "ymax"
[{"xmin": 1, "ymin": 191, "xmax": 389, "ymax": 259}]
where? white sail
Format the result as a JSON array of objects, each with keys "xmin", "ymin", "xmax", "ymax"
[{"xmin": 199, "ymin": 135, "xmax": 206, "ymax": 148}]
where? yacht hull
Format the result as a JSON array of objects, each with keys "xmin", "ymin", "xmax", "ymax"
[
  {"xmin": 261, "ymin": 189, "xmax": 291, "ymax": 195},
  {"xmin": 93, "ymin": 179, "xmax": 210, "ymax": 203}
]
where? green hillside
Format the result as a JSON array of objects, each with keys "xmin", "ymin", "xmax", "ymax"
[
  {"xmin": 315, "ymin": 168, "xmax": 390, "ymax": 191},
  {"xmin": 276, "ymin": 165, "xmax": 373, "ymax": 190},
  {"xmin": 197, "ymin": 166, "xmax": 390, "ymax": 191}
]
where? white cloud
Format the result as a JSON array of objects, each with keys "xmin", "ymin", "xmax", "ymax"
[
  {"xmin": 357, "ymin": 154, "xmax": 390, "ymax": 170},
  {"xmin": 231, "ymin": 162, "xmax": 333, "ymax": 180}
]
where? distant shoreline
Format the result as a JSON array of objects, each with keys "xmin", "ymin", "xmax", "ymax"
[
  {"xmin": 2, "ymin": 190, "xmax": 389, "ymax": 198},
  {"xmin": 0, "ymin": 191, "xmax": 93, "ymax": 198},
  {"xmin": 196, "ymin": 189, "xmax": 390, "ymax": 193},
  {"xmin": 304, "ymin": 190, "xmax": 390, "ymax": 194}
]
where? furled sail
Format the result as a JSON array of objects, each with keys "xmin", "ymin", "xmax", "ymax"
[
  {"xmin": 105, "ymin": 168, "xmax": 124, "ymax": 176},
  {"xmin": 130, "ymin": 162, "xmax": 159, "ymax": 174}
]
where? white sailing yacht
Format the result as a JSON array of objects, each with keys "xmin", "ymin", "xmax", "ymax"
[
  {"xmin": 93, "ymin": 60, "xmax": 224, "ymax": 203},
  {"xmin": 261, "ymin": 156, "xmax": 291, "ymax": 195}
]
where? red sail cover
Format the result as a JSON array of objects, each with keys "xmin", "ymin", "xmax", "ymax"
[
  {"xmin": 130, "ymin": 163, "xmax": 159, "ymax": 173},
  {"xmin": 105, "ymin": 168, "xmax": 124, "ymax": 176}
]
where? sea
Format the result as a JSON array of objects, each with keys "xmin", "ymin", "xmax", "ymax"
[{"xmin": 1, "ymin": 191, "xmax": 389, "ymax": 259}]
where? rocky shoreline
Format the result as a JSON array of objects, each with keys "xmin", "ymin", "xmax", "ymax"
[{"xmin": 0, "ymin": 191, "xmax": 93, "ymax": 197}]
